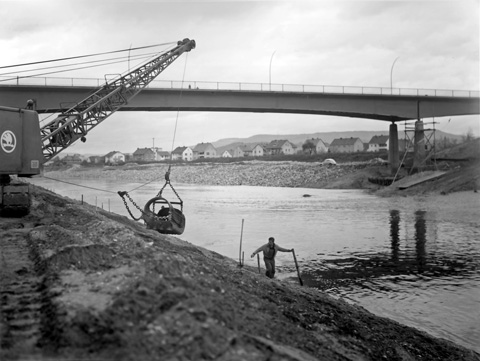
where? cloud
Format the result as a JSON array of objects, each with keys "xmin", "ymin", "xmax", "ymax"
[{"xmin": 2, "ymin": 0, "xmax": 479, "ymax": 155}]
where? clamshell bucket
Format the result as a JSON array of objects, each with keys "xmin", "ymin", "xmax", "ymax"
[{"xmin": 141, "ymin": 196, "xmax": 185, "ymax": 235}]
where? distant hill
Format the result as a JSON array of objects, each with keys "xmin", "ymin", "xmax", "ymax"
[
  {"xmin": 212, "ymin": 130, "xmax": 463, "ymax": 150},
  {"xmin": 215, "ymin": 142, "xmax": 246, "ymax": 156}
]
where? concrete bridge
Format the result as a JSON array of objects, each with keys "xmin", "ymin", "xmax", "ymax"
[{"xmin": 1, "ymin": 77, "xmax": 479, "ymax": 171}]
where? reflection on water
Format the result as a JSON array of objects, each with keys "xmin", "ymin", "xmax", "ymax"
[
  {"xmin": 28, "ymin": 177, "xmax": 480, "ymax": 352},
  {"xmin": 303, "ymin": 205, "xmax": 479, "ymax": 353},
  {"xmin": 415, "ymin": 210, "xmax": 427, "ymax": 272},
  {"xmin": 301, "ymin": 208, "xmax": 476, "ymax": 284},
  {"xmin": 390, "ymin": 209, "xmax": 400, "ymax": 263}
]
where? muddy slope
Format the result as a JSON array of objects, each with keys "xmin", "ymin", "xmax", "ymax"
[{"xmin": 1, "ymin": 185, "xmax": 479, "ymax": 361}]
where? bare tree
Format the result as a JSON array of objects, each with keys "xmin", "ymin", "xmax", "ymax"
[
  {"xmin": 302, "ymin": 140, "xmax": 316, "ymax": 155},
  {"xmin": 462, "ymin": 127, "xmax": 476, "ymax": 142}
]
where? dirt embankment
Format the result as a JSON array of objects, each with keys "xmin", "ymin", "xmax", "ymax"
[{"xmin": 1, "ymin": 185, "xmax": 479, "ymax": 361}]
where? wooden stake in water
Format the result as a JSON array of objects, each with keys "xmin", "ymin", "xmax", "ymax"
[
  {"xmin": 292, "ymin": 249, "xmax": 303, "ymax": 286},
  {"xmin": 238, "ymin": 219, "xmax": 244, "ymax": 266}
]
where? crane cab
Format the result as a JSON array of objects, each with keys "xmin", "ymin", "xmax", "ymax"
[{"xmin": 0, "ymin": 106, "xmax": 43, "ymax": 177}]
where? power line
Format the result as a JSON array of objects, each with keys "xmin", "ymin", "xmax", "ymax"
[
  {"xmin": 41, "ymin": 175, "xmax": 118, "ymax": 194},
  {"xmin": 0, "ymin": 51, "xmax": 158, "ymax": 77},
  {"xmin": 0, "ymin": 52, "xmax": 162, "ymax": 82},
  {"xmin": 0, "ymin": 42, "xmax": 175, "ymax": 70}
]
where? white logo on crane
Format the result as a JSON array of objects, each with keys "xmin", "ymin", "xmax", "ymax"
[{"xmin": 1, "ymin": 130, "xmax": 16, "ymax": 153}]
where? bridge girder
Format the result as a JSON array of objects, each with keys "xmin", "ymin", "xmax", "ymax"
[{"xmin": 0, "ymin": 85, "xmax": 478, "ymax": 121}]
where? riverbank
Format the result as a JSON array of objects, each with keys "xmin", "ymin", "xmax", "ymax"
[
  {"xmin": 44, "ymin": 139, "xmax": 480, "ymax": 195},
  {"xmin": 43, "ymin": 155, "xmax": 479, "ymax": 196},
  {"xmin": 1, "ymin": 185, "xmax": 479, "ymax": 361}
]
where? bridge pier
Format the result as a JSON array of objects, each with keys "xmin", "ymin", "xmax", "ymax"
[
  {"xmin": 388, "ymin": 122, "xmax": 399, "ymax": 174},
  {"xmin": 412, "ymin": 120, "xmax": 426, "ymax": 171}
]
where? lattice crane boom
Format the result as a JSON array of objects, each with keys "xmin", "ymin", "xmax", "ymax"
[{"xmin": 40, "ymin": 38, "xmax": 196, "ymax": 162}]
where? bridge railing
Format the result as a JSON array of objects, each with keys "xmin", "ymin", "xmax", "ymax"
[{"xmin": 1, "ymin": 75, "xmax": 478, "ymax": 98}]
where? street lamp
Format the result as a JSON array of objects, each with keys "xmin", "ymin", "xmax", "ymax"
[
  {"xmin": 390, "ymin": 56, "xmax": 399, "ymax": 94},
  {"xmin": 269, "ymin": 50, "xmax": 276, "ymax": 91}
]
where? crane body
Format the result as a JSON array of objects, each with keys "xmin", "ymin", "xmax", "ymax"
[
  {"xmin": 0, "ymin": 106, "xmax": 43, "ymax": 215},
  {"xmin": 0, "ymin": 38, "xmax": 195, "ymax": 216}
]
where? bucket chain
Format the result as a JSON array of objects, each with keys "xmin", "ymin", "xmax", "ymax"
[
  {"xmin": 156, "ymin": 171, "xmax": 183, "ymax": 210},
  {"xmin": 118, "ymin": 191, "xmax": 145, "ymax": 221}
]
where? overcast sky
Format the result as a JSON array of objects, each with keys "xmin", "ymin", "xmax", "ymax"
[{"xmin": 1, "ymin": 0, "xmax": 479, "ymax": 155}]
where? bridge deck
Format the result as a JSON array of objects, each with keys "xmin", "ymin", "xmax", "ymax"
[{"xmin": 1, "ymin": 82, "xmax": 478, "ymax": 121}]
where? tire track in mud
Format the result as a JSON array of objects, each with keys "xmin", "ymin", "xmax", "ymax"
[{"xmin": 0, "ymin": 223, "xmax": 44, "ymax": 354}]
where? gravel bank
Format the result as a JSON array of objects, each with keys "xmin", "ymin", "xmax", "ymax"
[{"xmin": 45, "ymin": 160, "xmax": 390, "ymax": 190}]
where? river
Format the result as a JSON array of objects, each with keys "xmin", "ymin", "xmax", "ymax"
[{"xmin": 29, "ymin": 176, "xmax": 480, "ymax": 353}]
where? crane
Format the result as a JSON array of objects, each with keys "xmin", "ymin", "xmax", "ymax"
[
  {"xmin": 40, "ymin": 38, "xmax": 196, "ymax": 161},
  {"xmin": 0, "ymin": 38, "xmax": 196, "ymax": 216}
]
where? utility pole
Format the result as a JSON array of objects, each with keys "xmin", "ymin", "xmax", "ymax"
[
  {"xmin": 390, "ymin": 56, "xmax": 399, "ymax": 94},
  {"xmin": 269, "ymin": 50, "xmax": 276, "ymax": 91}
]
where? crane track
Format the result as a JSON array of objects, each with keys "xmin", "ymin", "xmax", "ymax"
[{"xmin": 0, "ymin": 222, "xmax": 50, "ymax": 354}]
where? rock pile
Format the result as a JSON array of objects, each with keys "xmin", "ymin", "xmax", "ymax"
[{"xmin": 46, "ymin": 161, "xmax": 372, "ymax": 189}]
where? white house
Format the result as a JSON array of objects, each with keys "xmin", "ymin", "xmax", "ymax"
[
  {"xmin": 156, "ymin": 150, "xmax": 171, "ymax": 161},
  {"xmin": 104, "ymin": 151, "xmax": 125, "ymax": 165},
  {"xmin": 367, "ymin": 135, "xmax": 389, "ymax": 152},
  {"xmin": 303, "ymin": 138, "xmax": 328, "ymax": 154},
  {"xmin": 250, "ymin": 144, "xmax": 265, "ymax": 157},
  {"xmin": 222, "ymin": 150, "xmax": 233, "ymax": 158},
  {"xmin": 265, "ymin": 139, "xmax": 295, "ymax": 155},
  {"xmin": 172, "ymin": 146, "xmax": 193, "ymax": 161}
]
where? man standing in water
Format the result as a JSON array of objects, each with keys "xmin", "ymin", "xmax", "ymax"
[{"xmin": 251, "ymin": 237, "xmax": 293, "ymax": 279}]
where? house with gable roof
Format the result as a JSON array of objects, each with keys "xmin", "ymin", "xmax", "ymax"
[
  {"xmin": 133, "ymin": 147, "xmax": 156, "ymax": 162},
  {"xmin": 233, "ymin": 145, "xmax": 245, "ymax": 158},
  {"xmin": 221, "ymin": 150, "xmax": 233, "ymax": 158},
  {"xmin": 172, "ymin": 146, "xmax": 193, "ymax": 161},
  {"xmin": 303, "ymin": 138, "xmax": 328, "ymax": 154},
  {"xmin": 156, "ymin": 150, "xmax": 171, "ymax": 161},
  {"xmin": 329, "ymin": 137, "xmax": 364, "ymax": 153},
  {"xmin": 237, "ymin": 144, "xmax": 263, "ymax": 157},
  {"xmin": 367, "ymin": 135, "xmax": 389, "ymax": 152},
  {"xmin": 104, "ymin": 151, "xmax": 125, "ymax": 165},
  {"xmin": 264, "ymin": 139, "xmax": 295, "ymax": 155},
  {"xmin": 250, "ymin": 144, "xmax": 265, "ymax": 157},
  {"xmin": 193, "ymin": 142, "xmax": 217, "ymax": 159}
]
